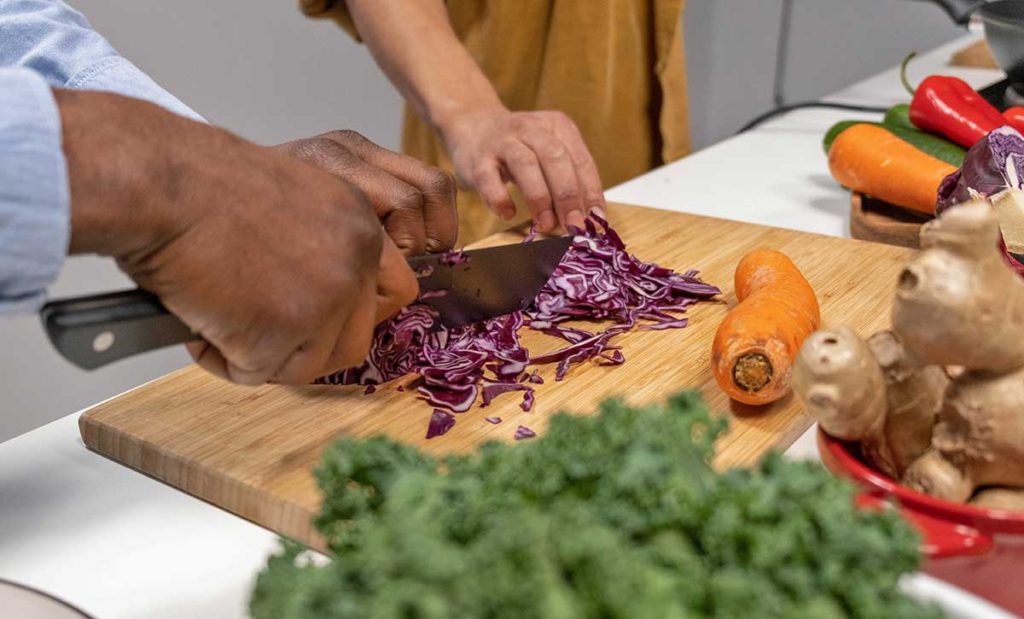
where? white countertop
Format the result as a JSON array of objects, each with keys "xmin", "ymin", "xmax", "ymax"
[{"xmin": 0, "ymin": 35, "xmax": 1011, "ymax": 619}]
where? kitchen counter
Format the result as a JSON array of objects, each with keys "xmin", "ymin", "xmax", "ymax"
[{"xmin": 0, "ymin": 35, "xmax": 1011, "ymax": 619}]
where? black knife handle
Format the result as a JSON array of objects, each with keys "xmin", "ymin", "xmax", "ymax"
[{"xmin": 40, "ymin": 289, "xmax": 198, "ymax": 370}]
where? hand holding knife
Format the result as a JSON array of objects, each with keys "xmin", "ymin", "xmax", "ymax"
[{"xmin": 41, "ymin": 237, "xmax": 570, "ymax": 370}]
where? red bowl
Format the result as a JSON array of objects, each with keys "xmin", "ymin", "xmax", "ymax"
[{"xmin": 818, "ymin": 429, "xmax": 1024, "ymax": 615}]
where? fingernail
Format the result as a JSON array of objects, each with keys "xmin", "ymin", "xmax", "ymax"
[
  {"xmin": 566, "ymin": 211, "xmax": 586, "ymax": 230},
  {"xmin": 539, "ymin": 210, "xmax": 557, "ymax": 231},
  {"xmin": 589, "ymin": 206, "xmax": 605, "ymax": 220}
]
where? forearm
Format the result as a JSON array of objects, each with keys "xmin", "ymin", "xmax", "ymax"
[
  {"xmin": 346, "ymin": 0, "xmax": 603, "ymax": 231},
  {"xmin": 0, "ymin": 73, "xmax": 150, "ymax": 314},
  {"xmin": 345, "ymin": 0, "xmax": 504, "ymax": 137},
  {"xmin": 55, "ymin": 88, "xmax": 181, "ymax": 258}
]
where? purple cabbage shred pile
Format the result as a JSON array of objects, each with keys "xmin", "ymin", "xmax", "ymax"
[{"xmin": 316, "ymin": 215, "xmax": 719, "ymax": 428}]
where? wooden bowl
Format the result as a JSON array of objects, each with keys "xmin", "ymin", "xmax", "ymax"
[{"xmin": 849, "ymin": 192, "xmax": 931, "ymax": 249}]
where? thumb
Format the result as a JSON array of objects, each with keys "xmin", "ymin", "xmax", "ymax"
[{"xmin": 375, "ymin": 234, "xmax": 419, "ymax": 323}]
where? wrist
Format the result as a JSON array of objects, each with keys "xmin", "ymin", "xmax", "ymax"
[
  {"xmin": 431, "ymin": 96, "xmax": 509, "ymax": 145},
  {"xmin": 56, "ymin": 89, "xmax": 189, "ymax": 259}
]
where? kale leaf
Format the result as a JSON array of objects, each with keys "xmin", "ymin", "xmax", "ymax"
[{"xmin": 251, "ymin": 392, "xmax": 942, "ymax": 619}]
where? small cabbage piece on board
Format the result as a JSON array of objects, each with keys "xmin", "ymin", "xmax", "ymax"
[{"xmin": 250, "ymin": 393, "xmax": 940, "ymax": 619}]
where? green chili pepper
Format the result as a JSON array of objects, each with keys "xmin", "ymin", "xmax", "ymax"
[{"xmin": 884, "ymin": 104, "xmax": 915, "ymax": 131}]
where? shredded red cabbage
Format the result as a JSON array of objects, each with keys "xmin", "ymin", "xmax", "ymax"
[
  {"xmin": 439, "ymin": 248, "xmax": 469, "ymax": 266},
  {"xmin": 520, "ymin": 389, "xmax": 535, "ymax": 412},
  {"xmin": 316, "ymin": 215, "xmax": 719, "ymax": 427},
  {"xmin": 480, "ymin": 379, "xmax": 533, "ymax": 407},
  {"xmin": 514, "ymin": 425, "xmax": 537, "ymax": 440},
  {"xmin": 425, "ymin": 409, "xmax": 455, "ymax": 439},
  {"xmin": 484, "ymin": 416, "xmax": 502, "ymax": 424}
]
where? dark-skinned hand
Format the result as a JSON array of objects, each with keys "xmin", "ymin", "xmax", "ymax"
[
  {"xmin": 57, "ymin": 90, "xmax": 418, "ymax": 385},
  {"xmin": 276, "ymin": 130, "xmax": 458, "ymax": 255}
]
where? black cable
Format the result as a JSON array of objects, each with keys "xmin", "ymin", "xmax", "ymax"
[
  {"xmin": 737, "ymin": 101, "xmax": 888, "ymax": 134},
  {"xmin": 739, "ymin": 0, "xmax": 886, "ymax": 135}
]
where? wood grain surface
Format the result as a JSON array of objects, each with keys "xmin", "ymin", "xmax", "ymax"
[
  {"xmin": 950, "ymin": 39, "xmax": 999, "ymax": 69},
  {"xmin": 80, "ymin": 203, "xmax": 912, "ymax": 551}
]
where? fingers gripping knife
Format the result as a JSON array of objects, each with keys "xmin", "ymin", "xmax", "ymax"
[{"xmin": 40, "ymin": 237, "xmax": 571, "ymax": 370}]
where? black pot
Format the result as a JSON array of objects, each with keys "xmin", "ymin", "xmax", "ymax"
[
  {"xmin": 980, "ymin": 1, "xmax": 1024, "ymax": 86},
  {"xmin": 926, "ymin": 0, "xmax": 1024, "ymax": 86}
]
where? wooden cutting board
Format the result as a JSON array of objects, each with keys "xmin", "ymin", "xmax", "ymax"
[
  {"xmin": 80, "ymin": 203, "xmax": 912, "ymax": 552},
  {"xmin": 950, "ymin": 39, "xmax": 999, "ymax": 70}
]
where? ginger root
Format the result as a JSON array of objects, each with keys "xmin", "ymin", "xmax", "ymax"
[
  {"xmin": 866, "ymin": 331, "xmax": 947, "ymax": 477},
  {"xmin": 795, "ymin": 201, "xmax": 1024, "ymax": 506},
  {"xmin": 793, "ymin": 327, "xmax": 887, "ymax": 441},
  {"xmin": 904, "ymin": 365, "xmax": 1024, "ymax": 502},
  {"xmin": 971, "ymin": 487, "xmax": 1024, "ymax": 510},
  {"xmin": 793, "ymin": 329, "xmax": 943, "ymax": 478},
  {"xmin": 893, "ymin": 202, "xmax": 1024, "ymax": 373}
]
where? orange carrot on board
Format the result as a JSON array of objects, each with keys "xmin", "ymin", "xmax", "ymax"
[
  {"xmin": 712, "ymin": 249, "xmax": 820, "ymax": 406},
  {"xmin": 827, "ymin": 123, "xmax": 956, "ymax": 215}
]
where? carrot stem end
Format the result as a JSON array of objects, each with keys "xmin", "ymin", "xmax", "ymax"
[{"xmin": 732, "ymin": 353, "xmax": 773, "ymax": 393}]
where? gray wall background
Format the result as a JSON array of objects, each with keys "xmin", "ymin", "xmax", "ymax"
[{"xmin": 0, "ymin": 0, "xmax": 961, "ymax": 441}]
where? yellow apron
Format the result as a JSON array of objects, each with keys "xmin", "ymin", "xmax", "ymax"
[{"xmin": 300, "ymin": 0, "xmax": 690, "ymax": 244}]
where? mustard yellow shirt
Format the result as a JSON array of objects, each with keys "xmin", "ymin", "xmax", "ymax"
[{"xmin": 301, "ymin": 0, "xmax": 690, "ymax": 243}]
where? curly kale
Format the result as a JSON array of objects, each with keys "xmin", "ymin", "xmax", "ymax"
[{"xmin": 251, "ymin": 392, "xmax": 942, "ymax": 619}]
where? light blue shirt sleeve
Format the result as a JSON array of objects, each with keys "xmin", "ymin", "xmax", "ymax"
[
  {"xmin": 0, "ymin": 0, "xmax": 204, "ymax": 314},
  {"xmin": 0, "ymin": 0, "xmax": 202, "ymax": 120},
  {"xmin": 0, "ymin": 68, "xmax": 68, "ymax": 314}
]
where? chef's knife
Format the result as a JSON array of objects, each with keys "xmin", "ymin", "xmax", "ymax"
[
  {"xmin": 406, "ymin": 235, "xmax": 570, "ymax": 328},
  {"xmin": 40, "ymin": 236, "xmax": 571, "ymax": 370}
]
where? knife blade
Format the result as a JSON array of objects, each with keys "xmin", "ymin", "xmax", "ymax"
[
  {"xmin": 407, "ymin": 236, "xmax": 571, "ymax": 328},
  {"xmin": 40, "ymin": 237, "xmax": 571, "ymax": 370}
]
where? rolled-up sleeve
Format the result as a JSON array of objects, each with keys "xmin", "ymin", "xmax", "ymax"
[
  {"xmin": 0, "ymin": 68, "xmax": 68, "ymax": 314},
  {"xmin": 0, "ymin": 0, "xmax": 202, "ymax": 121},
  {"xmin": 0, "ymin": 0, "xmax": 206, "ymax": 313}
]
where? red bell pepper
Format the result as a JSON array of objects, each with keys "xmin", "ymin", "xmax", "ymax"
[
  {"xmin": 1004, "ymin": 107, "xmax": 1024, "ymax": 135},
  {"xmin": 901, "ymin": 53, "xmax": 1006, "ymax": 148}
]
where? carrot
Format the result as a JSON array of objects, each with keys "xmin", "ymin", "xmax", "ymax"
[
  {"xmin": 712, "ymin": 249, "xmax": 820, "ymax": 406},
  {"xmin": 828, "ymin": 123, "xmax": 956, "ymax": 215}
]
